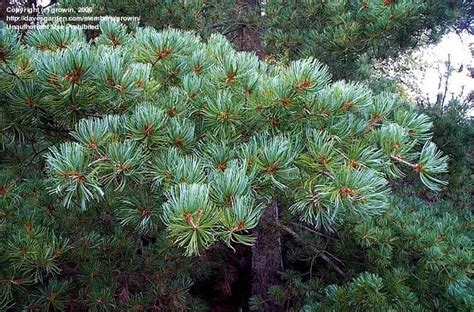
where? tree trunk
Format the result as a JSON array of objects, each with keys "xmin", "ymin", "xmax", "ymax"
[
  {"xmin": 232, "ymin": 1, "xmax": 282, "ymax": 311},
  {"xmin": 233, "ymin": 0, "xmax": 265, "ymax": 59},
  {"xmin": 251, "ymin": 202, "xmax": 282, "ymax": 311}
]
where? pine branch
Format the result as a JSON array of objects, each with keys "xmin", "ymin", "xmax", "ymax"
[
  {"xmin": 290, "ymin": 221, "xmax": 330, "ymax": 239},
  {"xmin": 390, "ymin": 154, "xmax": 416, "ymax": 169},
  {"xmin": 277, "ymin": 222, "xmax": 345, "ymax": 277}
]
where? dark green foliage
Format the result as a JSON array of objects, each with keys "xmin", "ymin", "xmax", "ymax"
[
  {"xmin": 388, "ymin": 96, "xmax": 473, "ymax": 209},
  {"xmin": 420, "ymin": 98, "xmax": 473, "ymax": 209},
  {"xmin": 0, "ymin": 166, "xmax": 242, "ymax": 311},
  {"xmin": 57, "ymin": 0, "xmax": 205, "ymax": 29},
  {"xmin": 54, "ymin": 0, "xmax": 466, "ymax": 80},
  {"xmin": 263, "ymin": 0, "xmax": 465, "ymax": 79},
  {"xmin": 329, "ymin": 197, "xmax": 473, "ymax": 311},
  {"xmin": 54, "ymin": 0, "xmax": 234, "ymax": 39},
  {"xmin": 261, "ymin": 197, "xmax": 473, "ymax": 311}
]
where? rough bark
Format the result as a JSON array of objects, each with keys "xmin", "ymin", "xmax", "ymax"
[
  {"xmin": 233, "ymin": 0, "xmax": 265, "ymax": 59},
  {"xmin": 251, "ymin": 202, "xmax": 282, "ymax": 311}
]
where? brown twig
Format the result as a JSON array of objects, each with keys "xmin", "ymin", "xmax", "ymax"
[
  {"xmin": 277, "ymin": 222, "xmax": 346, "ymax": 277},
  {"xmin": 390, "ymin": 154, "xmax": 416, "ymax": 169}
]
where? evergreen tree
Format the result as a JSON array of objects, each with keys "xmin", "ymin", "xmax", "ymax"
[
  {"xmin": 0, "ymin": 21, "xmax": 453, "ymax": 310},
  {"xmin": 1, "ymin": 0, "xmax": 472, "ymax": 310}
]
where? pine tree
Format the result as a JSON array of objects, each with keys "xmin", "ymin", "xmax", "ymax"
[
  {"xmin": 263, "ymin": 0, "xmax": 467, "ymax": 79},
  {"xmin": 37, "ymin": 23, "xmax": 449, "ymax": 251},
  {"xmin": 0, "ymin": 20, "xmax": 453, "ymax": 309}
]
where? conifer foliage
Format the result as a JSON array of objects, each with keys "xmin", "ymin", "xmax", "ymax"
[
  {"xmin": 54, "ymin": 0, "xmax": 466, "ymax": 80},
  {"xmin": 261, "ymin": 197, "xmax": 473, "ymax": 311},
  {"xmin": 3, "ymin": 21, "xmax": 447, "ymax": 254},
  {"xmin": 0, "ymin": 0, "xmax": 472, "ymax": 304},
  {"xmin": 263, "ymin": 0, "xmax": 465, "ymax": 78}
]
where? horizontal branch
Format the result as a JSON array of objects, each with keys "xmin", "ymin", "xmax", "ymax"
[{"xmin": 277, "ymin": 222, "xmax": 345, "ymax": 277}]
